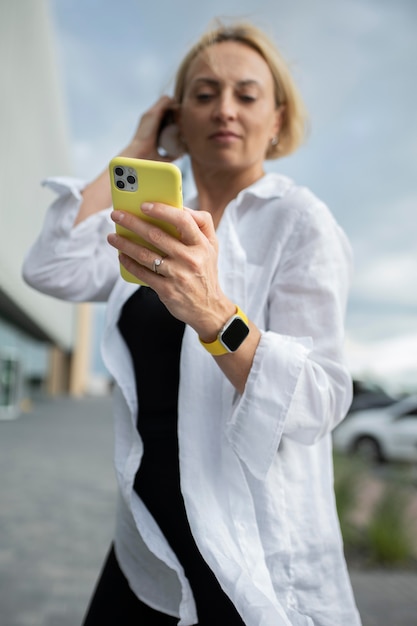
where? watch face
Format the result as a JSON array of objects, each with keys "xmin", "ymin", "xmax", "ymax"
[{"xmin": 221, "ymin": 317, "xmax": 250, "ymax": 352}]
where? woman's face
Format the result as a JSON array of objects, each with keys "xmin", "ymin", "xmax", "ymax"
[{"xmin": 179, "ymin": 41, "xmax": 282, "ymax": 178}]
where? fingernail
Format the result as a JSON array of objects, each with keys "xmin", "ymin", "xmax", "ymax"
[
  {"xmin": 141, "ymin": 202, "xmax": 154, "ymax": 213},
  {"xmin": 111, "ymin": 210, "xmax": 124, "ymax": 222}
]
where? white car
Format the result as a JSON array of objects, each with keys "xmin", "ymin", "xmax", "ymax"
[{"xmin": 333, "ymin": 395, "xmax": 417, "ymax": 463}]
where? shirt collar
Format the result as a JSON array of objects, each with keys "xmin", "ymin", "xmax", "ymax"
[{"xmin": 186, "ymin": 172, "xmax": 293, "ymax": 210}]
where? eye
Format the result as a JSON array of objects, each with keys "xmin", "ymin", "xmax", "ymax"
[
  {"xmin": 238, "ymin": 93, "xmax": 257, "ymax": 103},
  {"xmin": 195, "ymin": 92, "xmax": 215, "ymax": 102}
]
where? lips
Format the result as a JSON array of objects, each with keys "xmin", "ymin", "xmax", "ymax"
[{"xmin": 209, "ymin": 130, "xmax": 240, "ymax": 140}]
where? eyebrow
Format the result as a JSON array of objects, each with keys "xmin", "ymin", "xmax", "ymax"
[{"xmin": 191, "ymin": 78, "xmax": 261, "ymax": 88}]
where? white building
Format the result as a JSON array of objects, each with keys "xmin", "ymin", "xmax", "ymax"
[{"xmin": 0, "ymin": 0, "xmax": 92, "ymax": 413}]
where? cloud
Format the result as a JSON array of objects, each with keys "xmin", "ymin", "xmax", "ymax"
[
  {"xmin": 346, "ymin": 332, "xmax": 417, "ymax": 393},
  {"xmin": 352, "ymin": 252, "xmax": 417, "ymax": 308}
]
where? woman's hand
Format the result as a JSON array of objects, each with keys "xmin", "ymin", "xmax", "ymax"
[
  {"xmin": 75, "ymin": 97, "xmax": 177, "ymax": 225},
  {"xmin": 107, "ymin": 203, "xmax": 236, "ymax": 339},
  {"xmin": 120, "ymin": 96, "xmax": 179, "ymax": 162},
  {"xmin": 108, "ymin": 202, "xmax": 261, "ymax": 393}
]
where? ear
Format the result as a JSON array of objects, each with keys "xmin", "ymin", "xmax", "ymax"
[
  {"xmin": 158, "ymin": 126, "xmax": 184, "ymax": 159},
  {"xmin": 158, "ymin": 104, "xmax": 187, "ymax": 159}
]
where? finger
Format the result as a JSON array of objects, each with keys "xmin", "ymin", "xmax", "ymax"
[
  {"xmin": 110, "ymin": 209, "xmax": 178, "ymax": 257},
  {"xmin": 127, "ymin": 96, "xmax": 179, "ymax": 163},
  {"xmin": 142, "ymin": 96, "xmax": 174, "ymax": 139},
  {"xmin": 107, "ymin": 231, "xmax": 167, "ymax": 274},
  {"xmin": 118, "ymin": 252, "xmax": 166, "ymax": 286},
  {"xmin": 184, "ymin": 207, "xmax": 217, "ymax": 244},
  {"xmin": 152, "ymin": 257, "xmax": 166, "ymax": 276},
  {"xmin": 152, "ymin": 95, "xmax": 177, "ymax": 116},
  {"xmin": 140, "ymin": 202, "xmax": 203, "ymax": 247}
]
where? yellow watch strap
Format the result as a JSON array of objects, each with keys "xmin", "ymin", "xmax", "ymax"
[{"xmin": 199, "ymin": 306, "xmax": 249, "ymax": 355}]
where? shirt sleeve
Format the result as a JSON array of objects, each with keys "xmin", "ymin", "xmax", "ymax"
[
  {"xmin": 22, "ymin": 177, "xmax": 119, "ymax": 302},
  {"xmin": 225, "ymin": 199, "xmax": 353, "ymax": 480}
]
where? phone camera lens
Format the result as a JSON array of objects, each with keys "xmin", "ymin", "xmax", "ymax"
[
  {"xmin": 115, "ymin": 167, "xmax": 124, "ymax": 176},
  {"xmin": 126, "ymin": 175, "xmax": 136, "ymax": 185},
  {"xmin": 116, "ymin": 180, "xmax": 125, "ymax": 189}
]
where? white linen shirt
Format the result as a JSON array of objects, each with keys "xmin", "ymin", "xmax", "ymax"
[{"xmin": 23, "ymin": 173, "xmax": 361, "ymax": 626}]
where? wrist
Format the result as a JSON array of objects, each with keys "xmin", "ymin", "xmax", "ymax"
[
  {"xmin": 197, "ymin": 301, "xmax": 237, "ymax": 344},
  {"xmin": 199, "ymin": 305, "xmax": 250, "ymax": 355}
]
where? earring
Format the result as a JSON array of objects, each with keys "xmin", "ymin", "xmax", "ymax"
[{"xmin": 271, "ymin": 135, "xmax": 279, "ymax": 146}]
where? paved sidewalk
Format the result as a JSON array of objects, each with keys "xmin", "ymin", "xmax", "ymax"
[
  {"xmin": 350, "ymin": 568, "xmax": 417, "ymax": 626},
  {"xmin": 0, "ymin": 395, "xmax": 416, "ymax": 625},
  {"xmin": 0, "ymin": 396, "xmax": 116, "ymax": 626}
]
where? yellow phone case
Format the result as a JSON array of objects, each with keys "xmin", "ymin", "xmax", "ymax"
[{"xmin": 109, "ymin": 156, "xmax": 183, "ymax": 284}]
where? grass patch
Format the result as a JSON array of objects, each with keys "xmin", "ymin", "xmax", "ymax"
[
  {"xmin": 333, "ymin": 453, "xmax": 365, "ymax": 548},
  {"xmin": 366, "ymin": 485, "xmax": 414, "ymax": 566},
  {"xmin": 333, "ymin": 453, "xmax": 416, "ymax": 568}
]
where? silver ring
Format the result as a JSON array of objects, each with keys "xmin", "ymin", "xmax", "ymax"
[{"xmin": 152, "ymin": 258, "xmax": 163, "ymax": 274}]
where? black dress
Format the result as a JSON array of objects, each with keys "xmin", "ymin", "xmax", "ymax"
[{"xmin": 82, "ymin": 287, "xmax": 244, "ymax": 626}]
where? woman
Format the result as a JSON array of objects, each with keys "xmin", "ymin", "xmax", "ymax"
[{"xmin": 23, "ymin": 21, "xmax": 361, "ymax": 626}]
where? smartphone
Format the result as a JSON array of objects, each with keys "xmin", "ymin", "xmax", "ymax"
[{"xmin": 109, "ymin": 156, "xmax": 183, "ymax": 284}]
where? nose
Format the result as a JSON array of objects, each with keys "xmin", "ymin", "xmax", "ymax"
[{"xmin": 212, "ymin": 90, "xmax": 237, "ymax": 121}]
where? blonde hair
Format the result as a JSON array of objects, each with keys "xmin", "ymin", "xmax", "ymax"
[{"xmin": 173, "ymin": 21, "xmax": 308, "ymax": 159}]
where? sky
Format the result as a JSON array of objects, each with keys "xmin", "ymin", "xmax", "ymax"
[{"xmin": 48, "ymin": 0, "xmax": 417, "ymax": 389}]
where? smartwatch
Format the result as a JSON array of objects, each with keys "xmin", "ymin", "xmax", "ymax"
[{"xmin": 199, "ymin": 306, "xmax": 250, "ymax": 356}]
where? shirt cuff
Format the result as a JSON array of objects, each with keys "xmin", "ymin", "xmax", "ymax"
[
  {"xmin": 42, "ymin": 176, "xmax": 87, "ymax": 199},
  {"xmin": 225, "ymin": 331, "xmax": 312, "ymax": 480}
]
